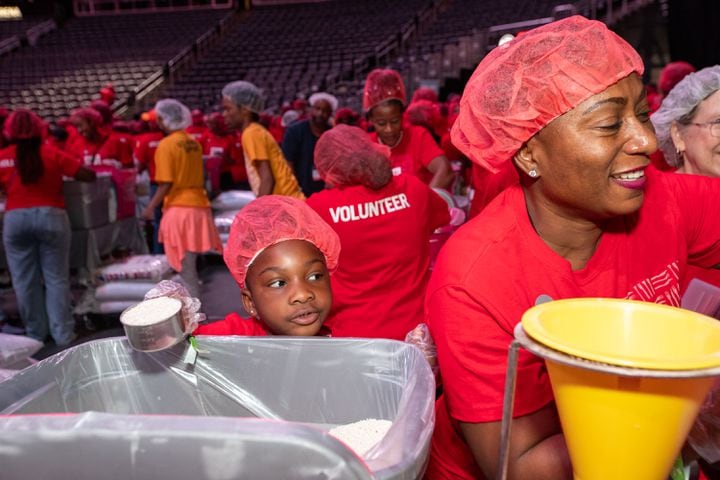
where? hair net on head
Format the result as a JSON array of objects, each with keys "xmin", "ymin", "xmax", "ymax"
[
  {"xmin": 191, "ymin": 109, "xmax": 205, "ymax": 125},
  {"xmin": 651, "ymin": 65, "xmax": 720, "ymax": 167},
  {"xmin": 222, "ymin": 81, "xmax": 265, "ymax": 113},
  {"xmin": 406, "ymin": 100, "xmax": 442, "ymax": 131},
  {"xmin": 334, "ymin": 107, "xmax": 359, "ymax": 125},
  {"xmin": 452, "ymin": 15, "xmax": 643, "ymax": 173},
  {"xmin": 223, "ymin": 195, "xmax": 341, "ymax": 288},
  {"xmin": 659, "ymin": 61, "xmax": 696, "ymax": 95},
  {"xmin": 90, "ymin": 100, "xmax": 112, "ymax": 125},
  {"xmin": 411, "ymin": 87, "xmax": 439, "ymax": 104},
  {"xmin": 281, "ymin": 110, "xmax": 300, "ymax": 127},
  {"xmin": 363, "ymin": 68, "xmax": 407, "ymax": 112},
  {"xmin": 314, "ymin": 124, "xmax": 393, "ymax": 190},
  {"xmin": 309, "ymin": 92, "xmax": 339, "ymax": 112},
  {"xmin": 71, "ymin": 107, "xmax": 103, "ymax": 128},
  {"xmin": 3, "ymin": 109, "xmax": 44, "ymax": 141},
  {"xmin": 155, "ymin": 98, "xmax": 192, "ymax": 132}
]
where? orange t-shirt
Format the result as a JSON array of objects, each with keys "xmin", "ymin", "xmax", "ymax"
[{"xmin": 154, "ymin": 130, "xmax": 210, "ymax": 208}]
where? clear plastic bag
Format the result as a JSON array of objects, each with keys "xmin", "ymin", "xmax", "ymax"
[
  {"xmin": 688, "ymin": 379, "xmax": 720, "ymax": 464},
  {"xmin": 405, "ymin": 323, "xmax": 438, "ymax": 379}
]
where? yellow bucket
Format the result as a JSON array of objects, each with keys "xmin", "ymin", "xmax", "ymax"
[{"xmin": 521, "ymin": 298, "xmax": 720, "ymax": 480}]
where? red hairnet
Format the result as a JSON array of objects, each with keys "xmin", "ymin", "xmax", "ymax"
[
  {"xmin": 3, "ymin": 109, "xmax": 44, "ymax": 141},
  {"xmin": 411, "ymin": 87, "xmax": 439, "ymax": 104},
  {"xmin": 71, "ymin": 107, "xmax": 103, "ymax": 127},
  {"xmin": 658, "ymin": 61, "xmax": 695, "ymax": 95},
  {"xmin": 363, "ymin": 68, "xmax": 407, "ymax": 112},
  {"xmin": 90, "ymin": 100, "xmax": 112, "ymax": 125},
  {"xmin": 314, "ymin": 124, "xmax": 392, "ymax": 189},
  {"xmin": 406, "ymin": 99, "xmax": 442, "ymax": 132},
  {"xmin": 334, "ymin": 107, "xmax": 359, "ymax": 125},
  {"xmin": 99, "ymin": 87, "xmax": 116, "ymax": 104},
  {"xmin": 223, "ymin": 195, "xmax": 341, "ymax": 288},
  {"xmin": 191, "ymin": 109, "xmax": 205, "ymax": 125},
  {"xmin": 451, "ymin": 15, "xmax": 643, "ymax": 172}
]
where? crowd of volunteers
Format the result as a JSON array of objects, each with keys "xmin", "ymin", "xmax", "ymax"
[{"xmin": 3, "ymin": 11, "xmax": 720, "ymax": 479}]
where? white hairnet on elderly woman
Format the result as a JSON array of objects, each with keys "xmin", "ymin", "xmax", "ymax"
[
  {"xmin": 140, "ymin": 99, "xmax": 222, "ymax": 297},
  {"xmin": 425, "ymin": 15, "xmax": 720, "ymax": 480},
  {"xmin": 652, "ymin": 65, "xmax": 720, "ymax": 174}
]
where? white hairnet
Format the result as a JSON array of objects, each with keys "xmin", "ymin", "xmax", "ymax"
[
  {"xmin": 155, "ymin": 99, "xmax": 192, "ymax": 132},
  {"xmin": 309, "ymin": 92, "xmax": 339, "ymax": 113},
  {"xmin": 222, "ymin": 81, "xmax": 265, "ymax": 113},
  {"xmin": 652, "ymin": 65, "xmax": 720, "ymax": 167}
]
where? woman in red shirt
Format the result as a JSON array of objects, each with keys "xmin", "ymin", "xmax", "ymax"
[
  {"xmin": 363, "ymin": 69, "xmax": 454, "ymax": 190},
  {"xmin": 0, "ymin": 110, "xmax": 96, "ymax": 346},
  {"xmin": 306, "ymin": 125, "xmax": 450, "ymax": 340}
]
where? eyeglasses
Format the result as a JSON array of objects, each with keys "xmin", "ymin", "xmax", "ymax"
[{"xmin": 685, "ymin": 120, "xmax": 720, "ymax": 138}]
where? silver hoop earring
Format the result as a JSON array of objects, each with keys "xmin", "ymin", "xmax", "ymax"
[{"xmin": 528, "ymin": 169, "xmax": 538, "ymax": 178}]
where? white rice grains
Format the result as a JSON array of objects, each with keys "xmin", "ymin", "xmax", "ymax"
[
  {"xmin": 328, "ymin": 419, "xmax": 392, "ymax": 456},
  {"xmin": 121, "ymin": 296, "xmax": 182, "ymax": 326}
]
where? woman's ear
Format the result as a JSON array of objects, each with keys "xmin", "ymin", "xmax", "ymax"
[
  {"xmin": 513, "ymin": 142, "xmax": 540, "ymax": 179},
  {"xmin": 670, "ymin": 121, "xmax": 686, "ymax": 154},
  {"xmin": 241, "ymin": 288, "xmax": 258, "ymax": 318}
]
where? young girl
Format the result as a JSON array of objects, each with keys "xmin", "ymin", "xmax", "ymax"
[{"xmin": 194, "ymin": 195, "xmax": 341, "ymax": 337}]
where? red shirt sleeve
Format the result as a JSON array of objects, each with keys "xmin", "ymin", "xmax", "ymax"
[
  {"xmin": 47, "ymin": 145, "xmax": 82, "ymax": 178},
  {"xmin": 193, "ymin": 312, "xmax": 269, "ymax": 336},
  {"xmin": 412, "ymin": 126, "xmax": 445, "ymax": 168}
]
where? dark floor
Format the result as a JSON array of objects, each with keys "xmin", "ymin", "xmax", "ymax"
[{"xmin": 1, "ymin": 254, "xmax": 245, "ymax": 361}]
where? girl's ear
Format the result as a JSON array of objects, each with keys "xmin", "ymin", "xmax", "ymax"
[{"xmin": 241, "ymin": 288, "xmax": 258, "ymax": 318}]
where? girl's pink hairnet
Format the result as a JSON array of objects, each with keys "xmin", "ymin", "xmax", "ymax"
[
  {"xmin": 363, "ymin": 68, "xmax": 407, "ymax": 112},
  {"xmin": 411, "ymin": 87, "xmax": 439, "ymax": 104},
  {"xmin": 3, "ymin": 109, "xmax": 45, "ymax": 141},
  {"xmin": 223, "ymin": 195, "xmax": 341, "ymax": 288},
  {"xmin": 451, "ymin": 15, "xmax": 644, "ymax": 173},
  {"xmin": 71, "ymin": 107, "xmax": 104, "ymax": 128},
  {"xmin": 314, "ymin": 124, "xmax": 393, "ymax": 190}
]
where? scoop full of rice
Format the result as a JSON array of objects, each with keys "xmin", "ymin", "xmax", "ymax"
[
  {"xmin": 120, "ymin": 296, "xmax": 182, "ymax": 327},
  {"xmin": 328, "ymin": 419, "xmax": 392, "ymax": 456}
]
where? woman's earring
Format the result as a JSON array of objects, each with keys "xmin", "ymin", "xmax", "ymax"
[
  {"xmin": 528, "ymin": 169, "xmax": 538, "ymax": 178},
  {"xmin": 676, "ymin": 149, "xmax": 684, "ymax": 162}
]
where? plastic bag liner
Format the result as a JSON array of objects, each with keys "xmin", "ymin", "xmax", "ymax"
[{"xmin": 0, "ymin": 336, "xmax": 434, "ymax": 480}]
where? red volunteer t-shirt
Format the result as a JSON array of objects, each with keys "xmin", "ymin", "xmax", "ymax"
[
  {"xmin": 134, "ymin": 131, "xmax": 164, "ymax": 182},
  {"xmin": 186, "ymin": 125, "xmax": 208, "ymax": 143},
  {"xmin": 193, "ymin": 312, "xmax": 269, "ymax": 336},
  {"xmin": 228, "ymin": 134, "xmax": 247, "ymax": 183},
  {"xmin": 65, "ymin": 128, "xmax": 133, "ymax": 169},
  {"xmin": 307, "ymin": 174, "xmax": 450, "ymax": 340},
  {"xmin": 467, "ymin": 161, "xmax": 519, "ymax": 219},
  {"xmin": 425, "ymin": 167, "xmax": 720, "ymax": 478},
  {"xmin": 0, "ymin": 144, "xmax": 82, "ymax": 211},
  {"xmin": 369, "ymin": 125, "xmax": 444, "ymax": 184}
]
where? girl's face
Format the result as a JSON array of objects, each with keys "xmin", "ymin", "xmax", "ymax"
[
  {"xmin": 242, "ymin": 239, "xmax": 332, "ymax": 336},
  {"xmin": 521, "ymin": 73, "xmax": 657, "ymax": 221},
  {"xmin": 369, "ymin": 102, "xmax": 404, "ymax": 147},
  {"xmin": 672, "ymin": 89, "xmax": 720, "ymax": 177}
]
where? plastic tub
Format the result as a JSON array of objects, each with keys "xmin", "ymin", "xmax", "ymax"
[{"xmin": 0, "ymin": 337, "xmax": 434, "ymax": 480}]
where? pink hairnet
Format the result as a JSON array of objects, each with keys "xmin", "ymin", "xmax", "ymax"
[
  {"xmin": 452, "ymin": 15, "xmax": 644, "ymax": 172},
  {"xmin": 411, "ymin": 87, "xmax": 439, "ymax": 104},
  {"xmin": 363, "ymin": 68, "xmax": 407, "ymax": 112},
  {"xmin": 71, "ymin": 107, "xmax": 103, "ymax": 128},
  {"xmin": 658, "ymin": 61, "xmax": 696, "ymax": 95},
  {"xmin": 223, "ymin": 195, "xmax": 341, "ymax": 288},
  {"xmin": 3, "ymin": 109, "xmax": 44, "ymax": 141},
  {"xmin": 314, "ymin": 124, "xmax": 393, "ymax": 189}
]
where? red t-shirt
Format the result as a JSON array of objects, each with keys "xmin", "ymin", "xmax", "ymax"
[
  {"xmin": 201, "ymin": 132, "xmax": 233, "ymax": 170},
  {"xmin": 425, "ymin": 167, "xmax": 720, "ymax": 478},
  {"xmin": 467, "ymin": 161, "xmax": 519, "ymax": 219},
  {"xmin": 0, "ymin": 144, "xmax": 82, "ymax": 211},
  {"xmin": 228, "ymin": 134, "xmax": 247, "ymax": 183},
  {"xmin": 186, "ymin": 125, "xmax": 208, "ymax": 143},
  {"xmin": 307, "ymin": 174, "xmax": 450, "ymax": 340},
  {"xmin": 133, "ymin": 131, "xmax": 164, "ymax": 182},
  {"xmin": 369, "ymin": 125, "xmax": 444, "ymax": 184},
  {"xmin": 193, "ymin": 312, "xmax": 269, "ymax": 336},
  {"xmin": 65, "ymin": 128, "xmax": 133, "ymax": 169}
]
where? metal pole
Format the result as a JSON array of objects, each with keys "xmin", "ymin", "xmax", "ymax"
[{"xmin": 497, "ymin": 340, "xmax": 521, "ymax": 480}]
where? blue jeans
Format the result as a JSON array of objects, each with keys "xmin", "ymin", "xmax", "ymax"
[{"xmin": 3, "ymin": 207, "xmax": 74, "ymax": 345}]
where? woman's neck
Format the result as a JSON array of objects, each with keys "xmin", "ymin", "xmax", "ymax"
[{"xmin": 524, "ymin": 191, "xmax": 604, "ymax": 271}]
